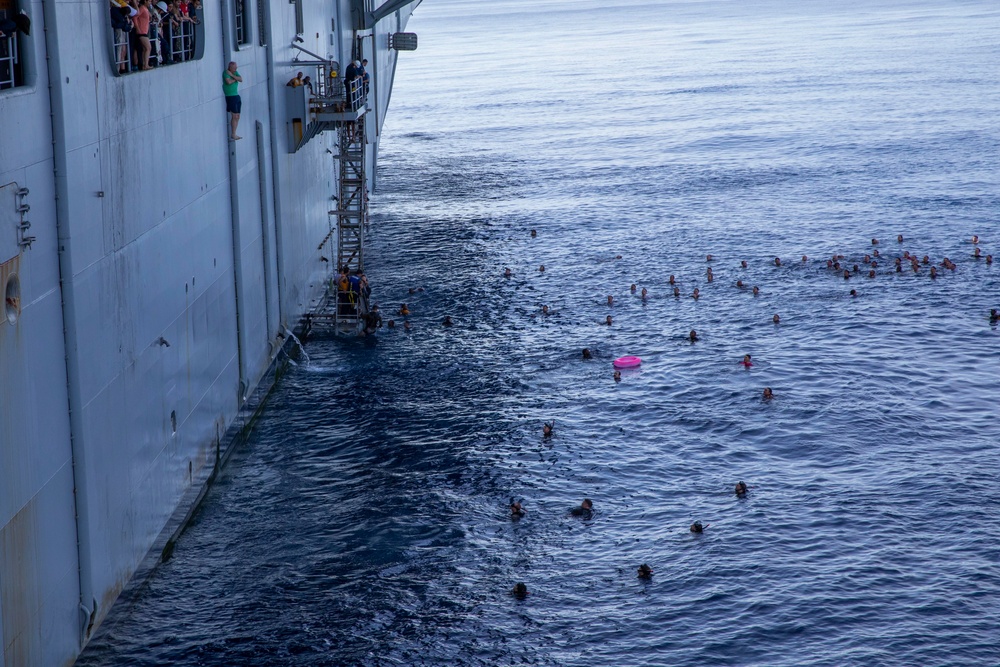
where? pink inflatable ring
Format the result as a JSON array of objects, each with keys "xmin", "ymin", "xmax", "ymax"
[{"xmin": 613, "ymin": 355, "xmax": 642, "ymax": 369}]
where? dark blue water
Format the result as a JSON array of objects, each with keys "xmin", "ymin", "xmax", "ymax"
[{"xmin": 81, "ymin": 1, "xmax": 1000, "ymax": 665}]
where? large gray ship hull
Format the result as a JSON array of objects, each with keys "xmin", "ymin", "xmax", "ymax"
[{"xmin": 0, "ymin": 0, "xmax": 419, "ymax": 663}]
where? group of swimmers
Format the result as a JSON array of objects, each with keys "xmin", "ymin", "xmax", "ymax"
[
  {"xmin": 508, "ymin": 479, "xmax": 752, "ymax": 597},
  {"xmin": 503, "ymin": 231, "xmax": 994, "ymax": 599}
]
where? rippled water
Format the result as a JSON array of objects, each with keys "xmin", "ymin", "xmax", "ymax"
[{"xmin": 81, "ymin": 1, "xmax": 1000, "ymax": 665}]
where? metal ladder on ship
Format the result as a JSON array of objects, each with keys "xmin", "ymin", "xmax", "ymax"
[{"xmin": 331, "ymin": 115, "xmax": 369, "ymax": 329}]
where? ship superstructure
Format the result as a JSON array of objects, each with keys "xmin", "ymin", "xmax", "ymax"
[{"xmin": 0, "ymin": 0, "xmax": 418, "ymax": 663}]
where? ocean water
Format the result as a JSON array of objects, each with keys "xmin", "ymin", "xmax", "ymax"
[{"xmin": 81, "ymin": 1, "xmax": 1000, "ymax": 665}]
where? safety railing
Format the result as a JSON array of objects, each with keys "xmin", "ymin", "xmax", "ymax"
[
  {"xmin": 0, "ymin": 31, "xmax": 19, "ymax": 90},
  {"xmin": 110, "ymin": 6, "xmax": 202, "ymax": 75}
]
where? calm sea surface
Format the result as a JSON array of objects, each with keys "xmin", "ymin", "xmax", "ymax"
[{"xmin": 82, "ymin": 1, "xmax": 1000, "ymax": 665}]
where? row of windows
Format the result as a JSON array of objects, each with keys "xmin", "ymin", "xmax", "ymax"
[{"xmin": 0, "ymin": 0, "xmax": 281, "ymax": 90}]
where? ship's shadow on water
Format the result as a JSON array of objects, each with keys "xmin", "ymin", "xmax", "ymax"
[{"xmin": 80, "ymin": 0, "xmax": 1000, "ymax": 665}]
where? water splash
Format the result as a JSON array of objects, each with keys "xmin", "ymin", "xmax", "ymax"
[{"xmin": 283, "ymin": 327, "xmax": 311, "ymax": 367}]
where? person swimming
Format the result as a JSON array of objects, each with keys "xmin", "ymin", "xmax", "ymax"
[
  {"xmin": 762, "ymin": 387, "xmax": 773, "ymax": 400},
  {"xmin": 510, "ymin": 501, "xmax": 525, "ymax": 519},
  {"xmin": 873, "ymin": 249, "xmax": 880, "ymax": 257},
  {"xmin": 408, "ymin": 287, "xmax": 416, "ymax": 295},
  {"xmin": 897, "ymin": 234, "xmax": 904, "ymax": 243},
  {"xmin": 504, "ymin": 267, "xmax": 512, "ymax": 278},
  {"xmin": 872, "ymin": 238, "xmax": 879, "ymax": 245},
  {"xmin": 443, "ymin": 316, "xmax": 453, "ymax": 326},
  {"xmin": 641, "ymin": 287, "xmax": 648, "ymax": 299},
  {"xmin": 542, "ymin": 422, "xmax": 554, "ymax": 437},
  {"xmin": 774, "ymin": 257, "xmax": 781, "ymax": 267},
  {"xmin": 668, "ymin": 274, "xmax": 676, "ymax": 285},
  {"xmin": 752, "ymin": 286, "xmax": 760, "ymax": 296},
  {"xmin": 539, "ymin": 264, "xmax": 545, "ymax": 272},
  {"xmin": 741, "ymin": 260, "xmax": 748, "ymax": 268},
  {"xmin": 735, "ymin": 481, "xmax": 748, "ymax": 496},
  {"xmin": 530, "ymin": 229, "xmax": 537, "ymax": 237},
  {"xmin": 974, "ymin": 247, "xmax": 982, "ymax": 258},
  {"xmin": 607, "ymin": 295, "xmax": 614, "ymax": 306},
  {"xmin": 673, "ymin": 287, "xmax": 681, "ymax": 297},
  {"xmin": 541, "ymin": 305, "xmax": 550, "ymax": 315},
  {"xmin": 736, "ymin": 280, "xmax": 744, "ymax": 288},
  {"xmin": 843, "ymin": 270, "xmax": 851, "ymax": 279},
  {"xmin": 690, "ymin": 521, "xmax": 704, "ymax": 533},
  {"xmin": 706, "ymin": 254, "xmax": 713, "ymax": 262},
  {"xmin": 868, "ymin": 270, "xmax": 875, "ymax": 278},
  {"xmin": 740, "ymin": 354, "xmax": 753, "ymax": 368},
  {"xmin": 689, "ymin": 330, "xmax": 698, "ymax": 343},
  {"xmin": 801, "ymin": 255, "xmax": 808, "ymax": 263},
  {"xmin": 990, "ymin": 309, "xmax": 999, "ymax": 324},
  {"xmin": 637, "ymin": 564, "xmax": 653, "ymax": 579},
  {"xmin": 582, "ymin": 348, "xmax": 593, "ymax": 359},
  {"xmin": 929, "ymin": 266, "xmax": 937, "ymax": 279},
  {"xmin": 404, "ymin": 321, "xmax": 412, "ymax": 331},
  {"xmin": 511, "ymin": 582, "xmax": 529, "ymax": 598},
  {"xmin": 399, "ymin": 303, "xmax": 410, "ymax": 316},
  {"xmin": 613, "ymin": 370, "xmax": 621, "ymax": 382},
  {"xmin": 706, "ymin": 268, "xmax": 713, "ymax": 282},
  {"xmin": 922, "ymin": 255, "xmax": 930, "ymax": 265},
  {"xmin": 850, "ymin": 289, "xmax": 857, "ymax": 297},
  {"xmin": 605, "ymin": 315, "xmax": 613, "ymax": 326},
  {"xmin": 987, "ymin": 255, "xmax": 993, "ymax": 265},
  {"xmin": 692, "ymin": 288, "xmax": 700, "ymax": 300},
  {"xmin": 630, "ymin": 284, "xmax": 637, "ymax": 292},
  {"xmin": 571, "ymin": 498, "xmax": 594, "ymax": 517},
  {"xmin": 772, "ymin": 314, "xmax": 780, "ymax": 324},
  {"xmin": 387, "ymin": 319, "xmax": 395, "ymax": 328},
  {"xmin": 972, "ymin": 234, "xmax": 979, "ymax": 244}
]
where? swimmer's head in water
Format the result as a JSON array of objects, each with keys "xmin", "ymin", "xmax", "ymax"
[
  {"xmin": 607, "ymin": 295, "xmax": 614, "ymax": 305},
  {"xmin": 741, "ymin": 260, "xmax": 748, "ymax": 268},
  {"xmin": 668, "ymin": 275, "xmax": 676, "ymax": 285},
  {"xmin": 742, "ymin": 354, "xmax": 752, "ymax": 365},
  {"xmin": 762, "ymin": 387, "xmax": 773, "ymax": 399},
  {"xmin": 504, "ymin": 267, "xmax": 512, "ymax": 277},
  {"xmin": 539, "ymin": 265, "xmax": 545, "ymax": 272},
  {"xmin": 827, "ymin": 260, "xmax": 833, "ymax": 269},
  {"xmin": 404, "ymin": 321, "xmax": 412, "ymax": 330},
  {"xmin": 974, "ymin": 247, "xmax": 982, "ymax": 257},
  {"xmin": 637, "ymin": 564, "xmax": 653, "ymax": 578},
  {"xmin": 872, "ymin": 238, "xmax": 879, "ymax": 245},
  {"xmin": 581, "ymin": 499, "xmax": 593, "ymax": 510},
  {"xmin": 530, "ymin": 229, "xmax": 537, "ymax": 237},
  {"xmin": 898, "ymin": 234, "xmax": 904, "ymax": 242},
  {"xmin": 690, "ymin": 521, "xmax": 703, "ymax": 533},
  {"xmin": 387, "ymin": 319, "xmax": 395, "ymax": 328},
  {"xmin": 923, "ymin": 255, "xmax": 930, "ymax": 264},
  {"xmin": 801, "ymin": 255, "xmax": 808, "ymax": 263},
  {"xmin": 850, "ymin": 289, "xmax": 857, "ymax": 297},
  {"xmin": 641, "ymin": 288, "xmax": 648, "ymax": 298},
  {"xmin": 868, "ymin": 270, "xmax": 876, "ymax": 278},
  {"xmin": 774, "ymin": 257, "xmax": 781, "ymax": 267},
  {"xmin": 843, "ymin": 270, "xmax": 850, "ymax": 279},
  {"xmin": 692, "ymin": 288, "xmax": 700, "ymax": 299},
  {"xmin": 541, "ymin": 305, "xmax": 549, "ymax": 314},
  {"xmin": 752, "ymin": 286, "xmax": 759, "ymax": 296},
  {"xmin": 512, "ymin": 582, "xmax": 529, "ymax": 598},
  {"xmin": 630, "ymin": 284, "xmax": 637, "ymax": 292},
  {"xmin": 987, "ymin": 255, "xmax": 994, "ymax": 264},
  {"xmin": 706, "ymin": 254, "xmax": 713, "ymax": 262},
  {"xmin": 613, "ymin": 370, "xmax": 621, "ymax": 381},
  {"xmin": 542, "ymin": 422, "xmax": 553, "ymax": 437},
  {"xmin": 511, "ymin": 501, "xmax": 524, "ymax": 515},
  {"xmin": 874, "ymin": 249, "xmax": 880, "ymax": 257},
  {"xmin": 582, "ymin": 348, "xmax": 593, "ymax": 359},
  {"xmin": 772, "ymin": 314, "xmax": 780, "ymax": 324},
  {"xmin": 408, "ymin": 287, "xmax": 416, "ymax": 294},
  {"xmin": 735, "ymin": 481, "xmax": 748, "ymax": 495},
  {"xmin": 929, "ymin": 266, "xmax": 937, "ymax": 278},
  {"xmin": 972, "ymin": 235, "xmax": 979, "ymax": 244},
  {"xmin": 736, "ymin": 280, "xmax": 744, "ymax": 288},
  {"xmin": 673, "ymin": 287, "xmax": 680, "ymax": 297},
  {"xmin": 689, "ymin": 330, "xmax": 698, "ymax": 342},
  {"xmin": 606, "ymin": 315, "xmax": 613, "ymax": 325}
]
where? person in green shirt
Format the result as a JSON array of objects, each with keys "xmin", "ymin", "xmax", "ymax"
[{"xmin": 223, "ymin": 61, "xmax": 243, "ymax": 140}]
